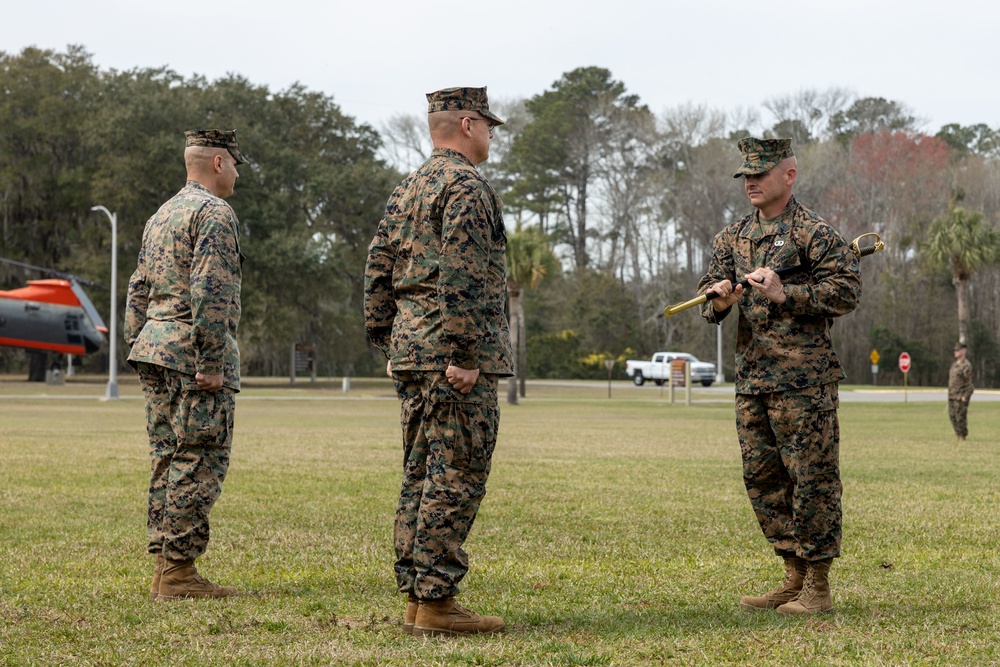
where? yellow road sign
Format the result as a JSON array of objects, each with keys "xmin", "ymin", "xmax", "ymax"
[{"xmin": 870, "ymin": 349, "xmax": 880, "ymax": 365}]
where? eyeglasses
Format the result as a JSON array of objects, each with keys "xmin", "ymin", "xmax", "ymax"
[{"xmin": 463, "ymin": 117, "xmax": 496, "ymax": 137}]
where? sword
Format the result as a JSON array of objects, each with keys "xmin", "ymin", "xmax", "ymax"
[{"xmin": 662, "ymin": 232, "xmax": 885, "ymax": 319}]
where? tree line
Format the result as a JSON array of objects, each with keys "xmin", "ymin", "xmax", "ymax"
[
  {"xmin": 387, "ymin": 67, "xmax": 1000, "ymax": 390},
  {"xmin": 3, "ymin": 49, "xmax": 999, "ymax": 389},
  {"xmin": 1, "ymin": 46, "xmax": 399, "ymax": 379}
]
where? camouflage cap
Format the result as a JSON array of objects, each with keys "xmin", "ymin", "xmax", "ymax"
[
  {"xmin": 955, "ymin": 341, "xmax": 968, "ymax": 351},
  {"xmin": 733, "ymin": 137, "xmax": 794, "ymax": 178},
  {"xmin": 184, "ymin": 129, "xmax": 249, "ymax": 165},
  {"xmin": 426, "ymin": 86, "xmax": 504, "ymax": 125}
]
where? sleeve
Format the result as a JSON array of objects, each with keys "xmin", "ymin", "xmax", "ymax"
[
  {"xmin": 782, "ymin": 225, "xmax": 862, "ymax": 318},
  {"xmin": 438, "ymin": 180, "xmax": 494, "ymax": 368},
  {"xmin": 698, "ymin": 229, "xmax": 735, "ymax": 325},
  {"xmin": 363, "ymin": 216, "xmax": 398, "ymax": 357},
  {"xmin": 123, "ymin": 247, "xmax": 149, "ymax": 357},
  {"xmin": 190, "ymin": 202, "xmax": 240, "ymax": 376}
]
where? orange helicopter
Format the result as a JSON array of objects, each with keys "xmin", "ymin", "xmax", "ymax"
[{"xmin": 0, "ymin": 258, "xmax": 108, "ymax": 357}]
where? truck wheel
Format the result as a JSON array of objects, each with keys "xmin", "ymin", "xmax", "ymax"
[
  {"xmin": 701, "ymin": 379, "xmax": 713, "ymax": 387},
  {"xmin": 654, "ymin": 379, "xmax": 664, "ymax": 386},
  {"xmin": 632, "ymin": 373, "xmax": 645, "ymax": 386}
]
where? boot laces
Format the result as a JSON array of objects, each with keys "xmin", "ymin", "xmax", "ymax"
[
  {"xmin": 798, "ymin": 567, "xmax": 817, "ymax": 600},
  {"xmin": 767, "ymin": 562, "xmax": 800, "ymax": 595}
]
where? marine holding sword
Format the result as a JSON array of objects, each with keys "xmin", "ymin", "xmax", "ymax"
[{"xmin": 698, "ymin": 137, "xmax": 862, "ymax": 615}]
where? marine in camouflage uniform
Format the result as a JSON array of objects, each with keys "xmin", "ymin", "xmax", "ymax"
[
  {"xmin": 698, "ymin": 137, "xmax": 862, "ymax": 615},
  {"xmin": 364, "ymin": 87, "xmax": 513, "ymax": 636},
  {"xmin": 947, "ymin": 342, "xmax": 974, "ymax": 440},
  {"xmin": 124, "ymin": 129, "xmax": 246, "ymax": 600}
]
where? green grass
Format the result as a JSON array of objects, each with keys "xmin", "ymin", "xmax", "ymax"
[{"xmin": 1, "ymin": 377, "xmax": 998, "ymax": 666}]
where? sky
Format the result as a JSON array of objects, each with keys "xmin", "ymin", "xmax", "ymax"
[{"xmin": 2, "ymin": 0, "xmax": 998, "ymax": 135}]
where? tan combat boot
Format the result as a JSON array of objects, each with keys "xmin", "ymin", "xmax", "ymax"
[
  {"xmin": 412, "ymin": 597, "xmax": 505, "ymax": 637},
  {"xmin": 777, "ymin": 559, "xmax": 833, "ymax": 615},
  {"xmin": 149, "ymin": 553, "xmax": 164, "ymax": 602},
  {"xmin": 402, "ymin": 594, "xmax": 418, "ymax": 635},
  {"xmin": 740, "ymin": 555, "xmax": 808, "ymax": 610},
  {"xmin": 156, "ymin": 558, "xmax": 237, "ymax": 601}
]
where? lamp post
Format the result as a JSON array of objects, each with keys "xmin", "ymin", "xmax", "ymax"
[
  {"xmin": 91, "ymin": 205, "xmax": 119, "ymax": 400},
  {"xmin": 715, "ymin": 324, "xmax": 726, "ymax": 384}
]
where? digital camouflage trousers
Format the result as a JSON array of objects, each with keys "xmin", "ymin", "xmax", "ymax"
[
  {"xmin": 735, "ymin": 383, "xmax": 842, "ymax": 561},
  {"xmin": 948, "ymin": 399, "xmax": 969, "ymax": 437},
  {"xmin": 137, "ymin": 363, "xmax": 234, "ymax": 562},
  {"xmin": 391, "ymin": 370, "xmax": 500, "ymax": 600}
]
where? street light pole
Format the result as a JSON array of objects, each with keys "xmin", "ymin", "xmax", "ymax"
[
  {"xmin": 91, "ymin": 205, "xmax": 119, "ymax": 400},
  {"xmin": 715, "ymin": 323, "xmax": 726, "ymax": 384}
]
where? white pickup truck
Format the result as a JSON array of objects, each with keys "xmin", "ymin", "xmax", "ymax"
[{"xmin": 624, "ymin": 352, "xmax": 717, "ymax": 387}]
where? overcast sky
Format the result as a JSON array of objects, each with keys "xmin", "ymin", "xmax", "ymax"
[{"xmin": 3, "ymin": 0, "xmax": 997, "ymax": 135}]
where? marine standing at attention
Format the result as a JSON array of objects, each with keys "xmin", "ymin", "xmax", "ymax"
[
  {"xmin": 947, "ymin": 341, "xmax": 974, "ymax": 442},
  {"xmin": 125, "ymin": 129, "xmax": 247, "ymax": 601},
  {"xmin": 364, "ymin": 87, "xmax": 513, "ymax": 636},
  {"xmin": 698, "ymin": 137, "xmax": 862, "ymax": 615}
]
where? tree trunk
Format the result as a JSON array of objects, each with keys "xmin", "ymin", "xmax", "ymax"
[
  {"xmin": 507, "ymin": 286, "xmax": 522, "ymax": 405},
  {"xmin": 576, "ymin": 180, "xmax": 588, "ymax": 269},
  {"xmin": 956, "ymin": 274, "xmax": 969, "ymax": 345},
  {"xmin": 518, "ymin": 294, "xmax": 527, "ymax": 398},
  {"xmin": 506, "ymin": 376, "xmax": 518, "ymax": 405}
]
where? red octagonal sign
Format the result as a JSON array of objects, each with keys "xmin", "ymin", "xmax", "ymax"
[{"xmin": 898, "ymin": 352, "xmax": 911, "ymax": 373}]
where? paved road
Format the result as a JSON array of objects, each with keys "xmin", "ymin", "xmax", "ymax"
[
  {"xmin": 3, "ymin": 378, "xmax": 996, "ymax": 403},
  {"xmin": 529, "ymin": 380, "xmax": 1000, "ymax": 403}
]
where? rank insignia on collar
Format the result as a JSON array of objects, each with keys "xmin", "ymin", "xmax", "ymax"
[{"xmin": 774, "ymin": 240, "xmax": 785, "ymax": 247}]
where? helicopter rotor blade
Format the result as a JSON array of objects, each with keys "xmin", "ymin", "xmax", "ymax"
[{"xmin": 0, "ymin": 257, "xmax": 103, "ymax": 288}]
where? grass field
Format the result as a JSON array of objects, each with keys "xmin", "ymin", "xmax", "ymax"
[{"xmin": 1, "ymin": 376, "xmax": 998, "ymax": 666}]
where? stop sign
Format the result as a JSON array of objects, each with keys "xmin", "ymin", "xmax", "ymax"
[{"xmin": 898, "ymin": 352, "xmax": 911, "ymax": 373}]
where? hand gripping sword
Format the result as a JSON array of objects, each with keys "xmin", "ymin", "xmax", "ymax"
[{"xmin": 662, "ymin": 232, "xmax": 885, "ymax": 319}]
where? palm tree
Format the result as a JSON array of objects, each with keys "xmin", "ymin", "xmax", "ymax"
[
  {"xmin": 923, "ymin": 206, "xmax": 1000, "ymax": 345},
  {"xmin": 506, "ymin": 227, "xmax": 559, "ymax": 405}
]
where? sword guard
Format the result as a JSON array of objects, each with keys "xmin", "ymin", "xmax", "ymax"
[{"xmin": 851, "ymin": 232, "xmax": 885, "ymax": 258}]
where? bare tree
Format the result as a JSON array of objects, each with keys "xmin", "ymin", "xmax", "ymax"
[
  {"xmin": 727, "ymin": 106, "xmax": 764, "ymax": 138},
  {"xmin": 662, "ymin": 103, "xmax": 727, "ymax": 149},
  {"xmin": 378, "ymin": 113, "xmax": 430, "ymax": 173},
  {"xmin": 763, "ymin": 88, "xmax": 854, "ymax": 142},
  {"xmin": 659, "ymin": 105, "xmax": 738, "ymax": 277}
]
